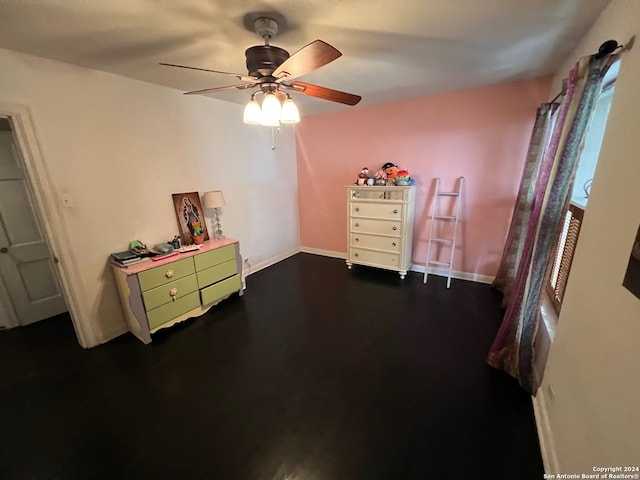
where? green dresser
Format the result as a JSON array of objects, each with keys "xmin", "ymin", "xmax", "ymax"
[{"xmin": 112, "ymin": 239, "xmax": 244, "ymax": 344}]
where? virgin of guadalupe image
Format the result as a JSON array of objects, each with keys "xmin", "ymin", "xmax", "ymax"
[{"xmin": 182, "ymin": 197, "xmax": 203, "ymax": 241}]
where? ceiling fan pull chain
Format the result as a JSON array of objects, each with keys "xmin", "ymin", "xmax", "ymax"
[{"xmin": 270, "ymin": 126, "xmax": 282, "ymax": 150}]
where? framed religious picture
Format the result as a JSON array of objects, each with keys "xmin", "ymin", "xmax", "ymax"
[
  {"xmin": 172, "ymin": 192, "xmax": 209, "ymax": 245},
  {"xmin": 623, "ymin": 223, "xmax": 640, "ymax": 300}
]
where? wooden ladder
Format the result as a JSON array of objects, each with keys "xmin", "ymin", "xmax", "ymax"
[{"xmin": 423, "ymin": 177, "xmax": 464, "ymax": 288}]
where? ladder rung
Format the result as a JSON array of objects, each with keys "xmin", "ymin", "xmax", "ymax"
[
  {"xmin": 425, "ymin": 177, "xmax": 464, "ymax": 287},
  {"xmin": 429, "ymin": 260, "xmax": 450, "ymax": 266}
]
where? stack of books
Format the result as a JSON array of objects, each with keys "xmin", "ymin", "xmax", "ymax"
[{"xmin": 110, "ymin": 250, "xmax": 148, "ymax": 267}]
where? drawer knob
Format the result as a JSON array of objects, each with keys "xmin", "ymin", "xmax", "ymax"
[
  {"xmin": 165, "ymin": 269, "xmax": 174, "ymax": 278},
  {"xmin": 392, "ymin": 226, "xmax": 398, "ymax": 231},
  {"xmin": 393, "ymin": 209, "xmax": 398, "ymax": 214},
  {"xmin": 355, "ymin": 207, "xmax": 360, "ymax": 212},
  {"xmin": 354, "ymin": 252, "xmax": 359, "ymax": 257},
  {"xmin": 170, "ymin": 287, "xmax": 178, "ymax": 301},
  {"xmin": 355, "ymin": 223, "xmax": 359, "ymax": 227},
  {"xmin": 392, "ymin": 242, "xmax": 397, "ymax": 247},
  {"xmin": 355, "ymin": 238, "xmax": 359, "ymax": 242}
]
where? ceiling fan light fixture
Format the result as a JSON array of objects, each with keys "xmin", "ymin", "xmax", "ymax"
[
  {"xmin": 162, "ymin": 16, "xmax": 361, "ymax": 128},
  {"xmin": 280, "ymin": 95, "xmax": 300, "ymax": 124},
  {"xmin": 261, "ymin": 92, "xmax": 281, "ymax": 126},
  {"xmin": 243, "ymin": 95, "xmax": 262, "ymax": 124}
]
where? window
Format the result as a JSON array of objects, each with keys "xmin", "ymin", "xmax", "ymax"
[
  {"xmin": 548, "ymin": 203, "xmax": 584, "ymax": 312},
  {"xmin": 546, "ymin": 61, "xmax": 618, "ymax": 314}
]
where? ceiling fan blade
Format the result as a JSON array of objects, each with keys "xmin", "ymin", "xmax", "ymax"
[
  {"xmin": 273, "ymin": 40, "xmax": 342, "ymax": 82},
  {"xmin": 285, "ymin": 82, "xmax": 361, "ymax": 106},
  {"xmin": 159, "ymin": 63, "xmax": 258, "ymax": 83},
  {"xmin": 184, "ymin": 84, "xmax": 257, "ymax": 95}
]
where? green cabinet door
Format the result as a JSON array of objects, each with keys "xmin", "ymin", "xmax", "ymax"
[
  {"xmin": 200, "ymin": 275, "xmax": 242, "ymax": 306},
  {"xmin": 142, "ymin": 274, "xmax": 198, "ymax": 311},
  {"xmin": 196, "ymin": 259, "xmax": 237, "ymax": 289},
  {"xmin": 138, "ymin": 257, "xmax": 195, "ymax": 291},
  {"xmin": 146, "ymin": 291, "xmax": 200, "ymax": 330},
  {"xmin": 194, "ymin": 244, "xmax": 236, "ymax": 272}
]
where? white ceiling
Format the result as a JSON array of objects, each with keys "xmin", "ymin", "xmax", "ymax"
[{"xmin": 0, "ymin": 0, "xmax": 611, "ymax": 114}]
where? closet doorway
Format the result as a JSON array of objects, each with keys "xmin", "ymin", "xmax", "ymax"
[{"xmin": 0, "ymin": 117, "xmax": 68, "ymax": 329}]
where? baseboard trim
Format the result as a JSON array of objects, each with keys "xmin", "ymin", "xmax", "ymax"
[
  {"xmin": 299, "ymin": 247, "xmax": 347, "ymax": 259},
  {"xmin": 409, "ymin": 263, "xmax": 495, "ymax": 284},
  {"xmin": 297, "ymin": 248, "xmax": 494, "ymax": 284},
  {"xmin": 532, "ymin": 391, "xmax": 558, "ymax": 474},
  {"xmin": 244, "ymin": 247, "xmax": 301, "ymax": 277}
]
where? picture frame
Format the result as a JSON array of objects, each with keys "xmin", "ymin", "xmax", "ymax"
[
  {"xmin": 172, "ymin": 192, "xmax": 209, "ymax": 245},
  {"xmin": 623, "ymin": 223, "xmax": 640, "ymax": 300}
]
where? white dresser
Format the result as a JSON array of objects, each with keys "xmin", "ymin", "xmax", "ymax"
[{"xmin": 346, "ymin": 186, "xmax": 416, "ymax": 279}]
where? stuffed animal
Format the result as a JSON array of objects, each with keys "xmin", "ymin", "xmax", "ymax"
[
  {"xmin": 374, "ymin": 169, "xmax": 387, "ymax": 186},
  {"xmin": 381, "ymin": 162, "xmax": 399, "ymax": 179},
  {"xmin": 395, "ymin": 169, "xmax": 414, "ymax": 186},
  {"xmin": 357, "ymin": 167, "xmax": 369, "ymax": 185}
]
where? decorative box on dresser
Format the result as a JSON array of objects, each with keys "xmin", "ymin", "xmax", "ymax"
[
  {"xmin": 112, "ymin": 238, "xmax": 243, "ymax": 344},
  {"xmin": 346, "ymin": 185, "xmax": 416, "ymax": 279}
]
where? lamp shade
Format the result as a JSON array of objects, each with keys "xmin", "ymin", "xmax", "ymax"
[
  {"xmin": 243, "ymin": 98, "xmax": 262, "ymax": 124},
  {"xmin": 261, "ymin": 92, "xmax": 281, "ymax": 127},
  {"xmin": 203, "ymin": 190, "xmax": 226, "ymax": 209},
  {"xmin": 280, "ymin": 96, "xmax": 300, "ymax": 124}
]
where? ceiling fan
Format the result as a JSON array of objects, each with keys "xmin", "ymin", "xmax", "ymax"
[{"xmin": 160, "ymin": 15, "xmax": 361, "ymax": 124}]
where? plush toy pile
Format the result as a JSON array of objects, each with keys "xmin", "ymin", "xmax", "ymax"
[{"xmin": 355, "ymin": 163, "xmax": 414, "ymax": 186}]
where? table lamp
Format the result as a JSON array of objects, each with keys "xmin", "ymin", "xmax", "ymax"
[{"xmin": 203, "ymin": 190, "xmax": 226, "ymax": 240}]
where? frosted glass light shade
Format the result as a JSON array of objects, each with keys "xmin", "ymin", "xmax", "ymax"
[
  {"xmin": 280, "ymin": 97, "xmax": 300, "ymax": 124},
  {"xmin": 261, "ymin": 93, "xmax": 281, "ymax": 127},
  {"xmin": 243, "ymin": 98, "xmax": 262, "ymax": 124},
  {"xmin": 203, "ymin": 190, "xmax": 226, "ymax": 209}
]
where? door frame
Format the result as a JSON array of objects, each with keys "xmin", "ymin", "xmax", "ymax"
[{"xmin": 0, "ymin": 102, "xmax": 93, "ymax": 347}]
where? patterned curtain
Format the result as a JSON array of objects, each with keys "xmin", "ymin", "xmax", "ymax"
[
  {"xmin": 488, "ymin": 53, "xmax": 620, "ymax": 394},
  {"xmin": 492, "ymin": 103, "xmax": 558, "ymax": 304}
]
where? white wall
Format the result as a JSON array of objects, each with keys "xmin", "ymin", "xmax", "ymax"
[
  {"xmin": 538, "ymin": 0, "xmax": 640, "ymax": 471},
  {"xmin": 0, "ymin": 48, "xmax": 299, "ymax": 346}
]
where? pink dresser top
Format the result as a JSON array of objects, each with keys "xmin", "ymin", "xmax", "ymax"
[{"xmin": 111, "ymin": 238, "xmax": 239, "ymax": 275}]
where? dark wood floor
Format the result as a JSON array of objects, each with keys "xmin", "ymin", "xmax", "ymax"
[{"xmin": 0, "ymin": 253, "xmax": 543, "ymax": 480}]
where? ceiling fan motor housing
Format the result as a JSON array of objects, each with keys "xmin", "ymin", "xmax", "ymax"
[{"xmin": 245, "ymin": 45, "xmax": 290, "ymax": 77}]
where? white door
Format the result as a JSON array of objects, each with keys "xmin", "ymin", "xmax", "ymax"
[{"xmin": 0, "ymin": 122, "xmax": 67, "ymax": 326}]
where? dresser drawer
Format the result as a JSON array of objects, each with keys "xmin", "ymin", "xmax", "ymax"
[
  {"xmin": 194, "ymin": 244, "xmax": 236, "ymax": 272},
  {"xmin": 351, "ymin": 202, "xmax": 403, "ymax": 220},
  {"xmin": 350, "ymin": 233, "xmax": 401, "ymax": 253},
  {"xmin": 197, "ymin": 259, "xmax": 237, "ymax": 289},
  {"xmin": 200, "ymin": 274, "xmax": 242, "ymax": 306},
  {"xmin": 350, "ymin": 248, "xmax": 400, "ymax": 269},
  {"xmin": 349, "ymin": 188, "xmax": 408, "ymax": 201},
  {"xmin": 138, "ymin": 257, "xmax": 195, "ymax": 292},
  {"xmin": 350, "ymin": 218, "xmax": 402, "ymax": 236},
  {"xmin": 147, "ymin": 291, "xmax": 200, "ymax": 330},
  {"xmin": 142, "ymin": 274, "xmax": 199, "ymax": 311}
]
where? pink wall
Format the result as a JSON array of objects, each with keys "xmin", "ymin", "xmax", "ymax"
[{"xmin": 296, "ymin": 76, "xmax": 552, "ymax": 277}]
